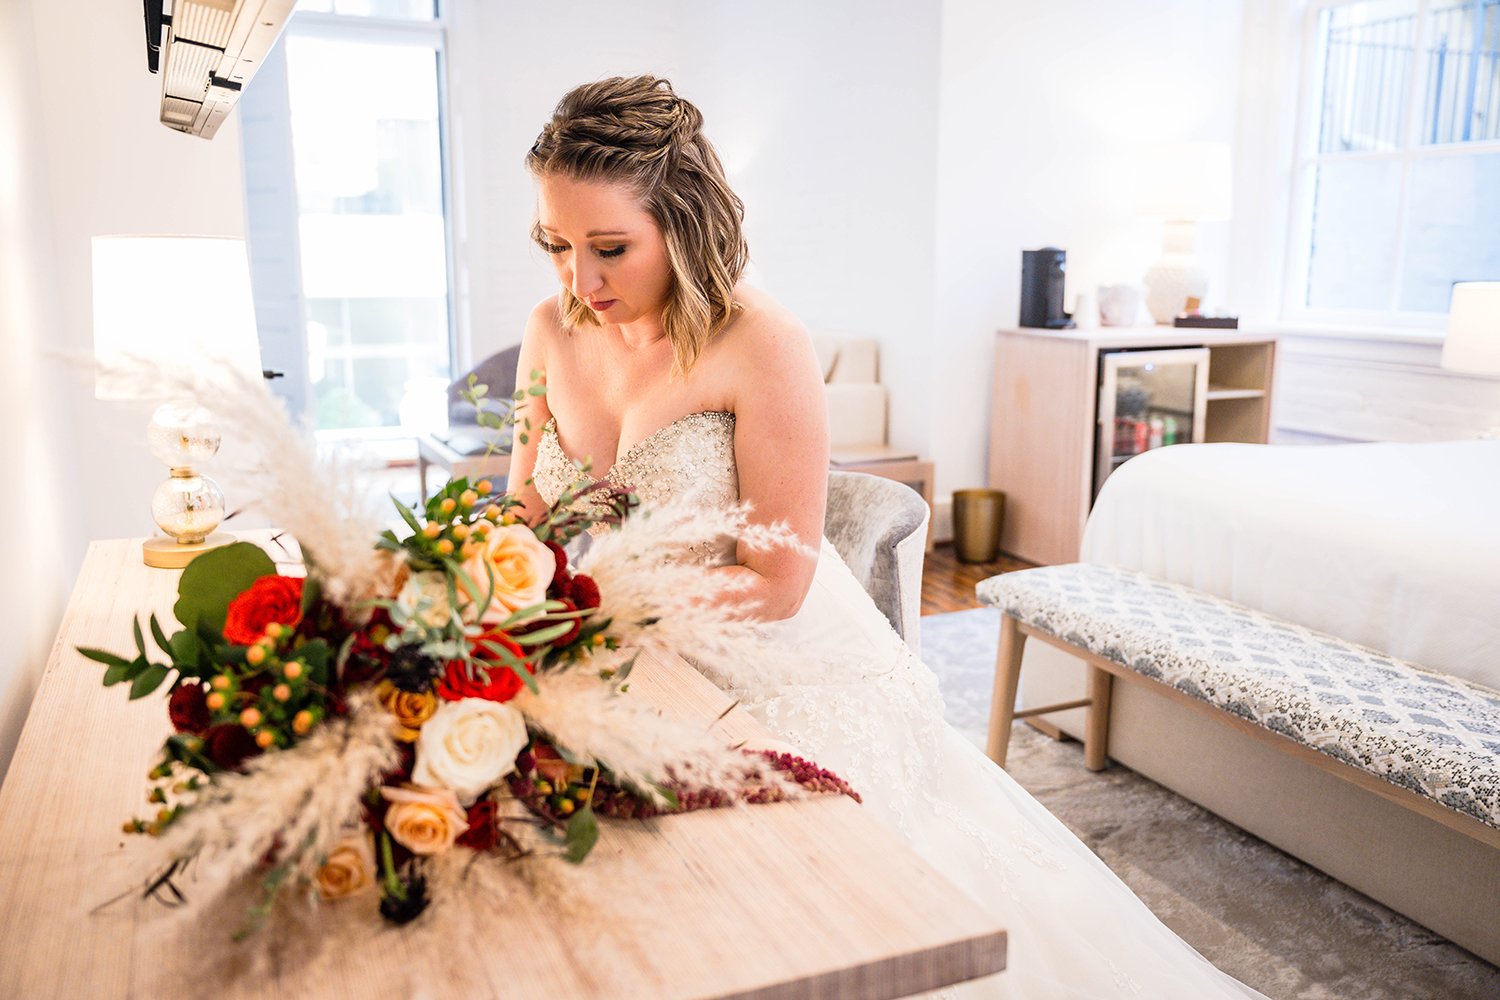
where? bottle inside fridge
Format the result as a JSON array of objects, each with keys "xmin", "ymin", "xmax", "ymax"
[{"xmin": 1094, "ymin": 347, "xmax": 1209, "ymax": 499}]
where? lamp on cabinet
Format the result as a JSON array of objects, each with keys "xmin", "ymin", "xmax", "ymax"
[{"xmin": 1137, "ymin": 142, "xmax": 1232, "ymax": 324}]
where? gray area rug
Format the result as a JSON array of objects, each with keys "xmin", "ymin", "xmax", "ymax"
[{"xmin": 920, "ymin": 607, "xmax": 1500, "ymax": 1000}]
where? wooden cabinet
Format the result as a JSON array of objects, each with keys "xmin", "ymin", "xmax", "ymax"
[{"xmin": 987, "ymin": 327, "xmax": 1277, "ymax": 566}]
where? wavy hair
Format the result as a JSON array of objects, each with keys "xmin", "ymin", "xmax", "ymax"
[{"xmin": 526, "ymin": 76, "xmax": 748, "ymax": 375}]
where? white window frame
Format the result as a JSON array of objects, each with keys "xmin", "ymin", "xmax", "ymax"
[
  {"xmin": 277, "ymin": 4, "xmax": 461, "ymax": 452},
  {"xmin": 1282, "ymin": 0, "xmax": 1500, "ymax": 331}
]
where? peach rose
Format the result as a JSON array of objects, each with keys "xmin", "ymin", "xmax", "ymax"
[
  {"xmin": 375, "ymin": 680, "xmax": 437, "ymax": 743},
  {"xmin": 315, "ymin": 833, "xmax": 376, "ymax": 901},
  {"xmin": 458, "ymin": 523, "xmax": 554, "ymax": 623},
  {"xmin": 380, "ymin": 784, "xmax": 469, "ymax": 855}
]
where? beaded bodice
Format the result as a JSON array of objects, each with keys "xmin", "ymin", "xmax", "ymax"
[{"xmin": 533, "ymin": 411, "xmax": 739, "ymax": 546}]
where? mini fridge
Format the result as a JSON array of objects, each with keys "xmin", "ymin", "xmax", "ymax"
[{"xmin": 1094, "ymin": 347, "xmax": 1209, "ymax": 499}]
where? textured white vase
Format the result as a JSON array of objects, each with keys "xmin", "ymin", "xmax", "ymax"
[{"xmin": 1143, "ymin": 221, "xmax": 1208, "ymax": 323}]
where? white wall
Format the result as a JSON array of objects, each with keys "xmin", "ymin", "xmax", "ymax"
[
  {"xmin": 446, "ymin": 1, "xmax": 684, "ymax": 370},
  {"xmin": 0, "ymin": 0, "xmax": 69, "ymax": 780},
  {"xmin": 932, "ymin": 0, "xmax": 1247, "ymax": 516},
  {"xmin": 447, "ymin": 0, "xmax": 941, "ymax": 409},
  {"xmin": 0, "ymin": 0, "xmax": 252, "ymax": 777}
]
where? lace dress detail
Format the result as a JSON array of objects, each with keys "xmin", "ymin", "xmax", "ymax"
[
  {"xmin": 532, "ymin": 414, "xmax": 1263, "ymax": 1000},
  {"xmin": 534, "ymin": 411, "xmax": 739, "ymax": 560}
]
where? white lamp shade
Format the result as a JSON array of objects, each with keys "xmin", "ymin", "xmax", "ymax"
[
  {"xmin": 1135, "ymin": 142, "xmax": 1233, "ymax": 222},
  {"xmin": 92, "ymin": 236, "xmax": 264, "ymax": 400},
  {"xmin": 1441, "ymin": 282, "xmax": 1500, "ymax": 376}
]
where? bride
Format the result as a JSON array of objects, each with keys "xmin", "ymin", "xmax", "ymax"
[{"xmin": 508, "ymin": 75, "xmax": 1264, "ymax": 999}]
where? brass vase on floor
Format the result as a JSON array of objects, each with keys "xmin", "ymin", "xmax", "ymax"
[{"xmin": 952, "ymin": 489, "xmax": 1005, "ymax": 564}]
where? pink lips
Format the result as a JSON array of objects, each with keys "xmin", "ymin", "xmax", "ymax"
[{"xmin": 588, "ymin": 299, "xmax": 617, "ymax": 312}]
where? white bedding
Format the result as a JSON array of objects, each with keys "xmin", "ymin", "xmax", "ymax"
[{"xmin": 1080, "ymin": 440, "xmax": 1500, "ymax": 691}]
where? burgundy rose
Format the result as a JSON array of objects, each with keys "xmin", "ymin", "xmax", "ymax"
[
  {"xmin": 456, "ymin": 799, "xmax": 499, "ymax": 851},
  {"xmin": 570, "ymin": 574, "xmax": 601, "ymax": 611},
  {"xmin": 167, "ymin": 683, "xmax": 210, "ymax": 734},
  {"xmin": 203, "ymin": 723, "xmax": 263, "ymax": 771},
  {"xmin": 223, "ymin": 575, "xmax": 305, "ymax": 646},
  {"xmin": 544, "ymin": 541, "xmax": 569, "ymax": 595}
]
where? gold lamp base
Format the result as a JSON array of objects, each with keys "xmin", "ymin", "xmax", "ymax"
[{"xmin": 142, "ymin": 532, "xmax": 237, "ymax": 569}]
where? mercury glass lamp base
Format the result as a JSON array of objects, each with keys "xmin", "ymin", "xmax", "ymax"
[{"xmin": 142, "ymin": 532, "xmax": 237, "ymax": 569}]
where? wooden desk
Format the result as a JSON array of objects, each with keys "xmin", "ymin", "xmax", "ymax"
[{"xmin": 0, "ymin": 536, "xmax": 1005, "ymax": 999}]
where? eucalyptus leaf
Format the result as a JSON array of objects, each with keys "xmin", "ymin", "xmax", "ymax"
[
  {"xmin": 148, "ymin": 614, "xmax": 171, "ymax": 655},
  {"xmin": 512, "ymin": 622, "xmax": 575, "ymax": 646},
  {"xmin": 562, "ymin": 805, "xmax": 599, "ymax": 864},
  {"xmin": 77, "ymin": 646, "xmax": 133, "ymax": 670},
  {"xmin": 174, "ymin": 543, "xmax": 276, "ymax": 635},
  {"xmin": 392, "ymin": 498, "xmax": 423, "ymax": 534},
  {"xmin": 129, "ymin": 663, "xmax": 170, "ymax": 700},
  {"xmin": 168, "ymin": 630, "xmax": 201, "ymax": 671}
]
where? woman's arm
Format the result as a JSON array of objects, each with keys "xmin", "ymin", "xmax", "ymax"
[
  {"xmin": 504, "ymin": 301, "xmax": 556, "ymax": 525},
  {"xmin": 717, "ymin": 314, "xmax": 829, "ymax": 621}
]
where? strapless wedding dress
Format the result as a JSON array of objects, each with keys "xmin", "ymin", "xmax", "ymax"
[{"xmin": 534, "ymin": 411, "xmax": 1264, "ymax": 999}]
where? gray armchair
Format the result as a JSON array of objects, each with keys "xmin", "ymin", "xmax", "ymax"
[{"xmin": 823, "ymin": 470, "xmax": 930, "ymax": 653}]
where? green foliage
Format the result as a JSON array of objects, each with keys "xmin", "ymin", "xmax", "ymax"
[
  {"xmin": 562, "ymin": 805, "xmax": 599, "ymax": 864},
  {"xmin": 174, "ymin": 542, "xmax": 276, "ymax": 635}
]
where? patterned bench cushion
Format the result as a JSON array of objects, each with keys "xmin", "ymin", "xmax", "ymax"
[{"xmin": 977, "ymin": 563, "xmax": 1500, "ymax": 831}]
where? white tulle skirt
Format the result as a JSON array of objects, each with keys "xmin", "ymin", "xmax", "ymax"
[{"xmin": 727, "ymin": 542, "xmax": 1265, "ymax": 999}]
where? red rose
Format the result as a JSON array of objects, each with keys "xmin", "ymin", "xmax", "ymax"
[
  {"xmin": 203, "ymin": 723, "xmax": 263, "ymax": 771},
  {"xmin": 570, "ymin": 574, "xmax": 600, "ymax": 611},
  {"xmin": 456, "ymin": 799, "xmax": 499, "ymax": 851},
  {"xmin": 168, "ymin": 683, "xmax": 210, "ymax": 734},
  {"xmin": 223, "ymin": 575, "xmax": 305, "ymax": 645},
  {"xmin": 436, "ymin": 630, "xmax": 533, "ymax": 703}
]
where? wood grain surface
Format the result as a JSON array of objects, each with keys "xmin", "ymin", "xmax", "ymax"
[{"xmin": 0, "ymin": 535, "xmax": 1006, "ymax": 999}]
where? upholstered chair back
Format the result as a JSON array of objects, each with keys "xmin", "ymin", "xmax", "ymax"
[{"xmin": 823, "ymin": 470, "xmax": 930, "ymax": 652}]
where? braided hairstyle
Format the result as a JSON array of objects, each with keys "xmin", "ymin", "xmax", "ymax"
[{"xmin": 527, "ymin": 76, "xmax": 748, "ymax": 375}]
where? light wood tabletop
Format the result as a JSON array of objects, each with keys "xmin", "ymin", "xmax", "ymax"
[{"xmin": 0, "ymin": 535, "xmax": 1006, "ymax": 999}]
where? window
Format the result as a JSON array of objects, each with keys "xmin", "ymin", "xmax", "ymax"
[
  {"xmin": 241, "ymin": 1, "xmax": 454, "ymax": 440},
  {"xmin": 1287, "ymin": 0, "xmax": 1500, "ymax": 322}
]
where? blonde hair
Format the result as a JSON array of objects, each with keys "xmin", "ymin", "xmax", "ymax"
[{"xmin": 526, "ymin": 76, "xmax": 748, "ymax": 375}]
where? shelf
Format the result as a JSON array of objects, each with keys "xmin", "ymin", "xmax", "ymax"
[{"xmin": 1205, "ymin": 386, "xmax": 1266, "ymax": 401}]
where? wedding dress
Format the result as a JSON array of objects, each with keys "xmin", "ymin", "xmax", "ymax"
[{"xmin": 534, "ymin": 410, "xmax": 1265, "ymax": 999}]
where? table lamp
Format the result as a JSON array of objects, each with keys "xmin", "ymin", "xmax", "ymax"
[
  {"xmin": 1137, "ymin": 142, "xmax": 1233, "ymax": 324},
  {"xmin": 92, "ymin": 235, "xmax": 264, "ymax": 568}
]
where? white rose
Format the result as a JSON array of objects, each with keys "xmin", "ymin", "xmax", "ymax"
[
  {"xmin": 397, "ymin": 570, "xmax": 456, "ymax": 628},
  {"xmin": 458, "ymin": 523, "xmax": 555, "ymax": 623},
  {"xmin": 412, "ymin": 698, "xmax": 529, "ymax": 805}
]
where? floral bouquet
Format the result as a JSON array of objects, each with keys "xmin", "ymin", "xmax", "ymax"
[{"xmin": 81, "ymin": 367, "xmax": 857, "ymax": 936}]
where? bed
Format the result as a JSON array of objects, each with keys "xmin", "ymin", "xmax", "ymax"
[{"xmin": 1017, "ymin": 439, "xmax": 1500, "ymax": 965}]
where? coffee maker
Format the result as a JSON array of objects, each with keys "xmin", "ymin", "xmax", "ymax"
[{"xmin": 1019, "ymin": 248, "xmax": 1075, "ymax": 329}]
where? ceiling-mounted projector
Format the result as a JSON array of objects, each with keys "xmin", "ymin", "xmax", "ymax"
[{"xmin": 144, "ymin": 0, "xmax": 296, "ymax": 139}]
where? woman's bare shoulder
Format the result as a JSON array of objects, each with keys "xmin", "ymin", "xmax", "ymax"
[{"xmin": 718, "ymin": 285, "xmax": 814, "ymax": 368}]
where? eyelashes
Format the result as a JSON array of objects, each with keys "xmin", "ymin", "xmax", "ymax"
[{"xmin": 534, "ymin": 235, "xmax": 626, "ymax": 259}]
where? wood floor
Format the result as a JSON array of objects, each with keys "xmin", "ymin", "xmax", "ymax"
[{"xmin": 920, "ymin": 544, "xmax": 1034, "ymax": 616}]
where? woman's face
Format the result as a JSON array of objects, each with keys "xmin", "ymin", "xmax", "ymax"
[{"xmin": 535, "ymin": 173, "xmax": 673, "ymax": 327}]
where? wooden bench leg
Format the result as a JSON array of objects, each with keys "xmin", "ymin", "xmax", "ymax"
[
  {"xmin": 985, "ymin": 614, "xmax": 1026, "ymax": 768},
  {"xmin": 1083, "ymin": 667, "xmax": 1113, "ymax": 771}
]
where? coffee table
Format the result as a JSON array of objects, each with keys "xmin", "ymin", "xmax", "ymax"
[{"xmin": 417, "ymin": 431, "xmax": 512, "ymax": 499}]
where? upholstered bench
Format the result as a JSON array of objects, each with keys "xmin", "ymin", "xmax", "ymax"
[{"xmin": 976, "ymin": 563, "xmax": 1500, "ymax": 847}]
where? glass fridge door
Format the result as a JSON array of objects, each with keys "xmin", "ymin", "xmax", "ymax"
[{"xmin": 1094, "ymin": 347, "xmax": 1210, "ymax": 499}]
